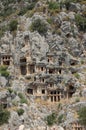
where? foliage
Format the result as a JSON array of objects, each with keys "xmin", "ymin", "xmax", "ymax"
[
  {"xmin": 74, "ymin": 73, "xmax": 80, "ymax": 79},
  {"xmin": 0, "ymin": 66, "xmax": 8, "ymax": 71},
  {"xmin": 26, "ymin": 9, "xmax": 35, "ymax": 18},
  {"xmin": 48, "ymin": 2, "xmax": 60, "ymax": 10},
  {"xmin": 46, "ymin": 113, "xmax": 57, "ymax": 126},
  {"xmin": 47, "ymin": 17, "xmax": 53, "ymax": 24},
  {"xmin": 18, "ymin": 2, "xmax": 36, "ymax": 15},
  {"xmin": 0, "ymin": 106, "xmax": 10, "ymax": 125},
  {"xmin": 58, "ymin": 114, "xmax": 64, "ymax": 124},
  {"xmin": 8, "ymin": 88, "xmax": 13, "ymax": 94},
  {"xmin": 0, "ymin": 66, "xmax": 9, "ymax": 78},
  {"xmin": 18, "ymin": 93, "xmax": 28, "ymax": 104},
  {"xmin": 78, "ymin": 107, "xmax": 86, "ymax": 126},
  {"xmin": 27, "ymin": 3, "xmax": 36, "ymax": 10},
  {"xmin": 75, "ymin": 98, "xmax": 80, "ymax": 102},
  {"xmin": 81, "ymin": 60, "xmax": 84, "ymax": 64},
  {"xmin": 18, "ymin": 93, "xmax": 24, "ymax": 99},
  {"xmin": 0, "ymin": 25, "xmax": 9, "ymax": 38},
  {"xmin": 18, "ymin": 2, "xmax": 36, "ymax": 16},
  {"xmin": 82, "ymin": 11, "xmax": 86, "ymax": 17},
  {"xmin": 20, "ymin": 98, "xmax": 28, "ymax": 104},
  {"xmin": 0, "ymin": 71, "xmax": 9, "ymax": 78},
  {"xmin": 12, "ymin": 100, "xmax": 18, "ymax": 106},
  {"xmin": 0, "ymin": 7, "xmax": 15, "ymax": 18},
  {"xmin": 57, "ymin": 103, "xmax": 62, "ymax": 110},
  {"xmin": 30, "ymin": 19, "xmax": 48, "ymax": 35},
  {"xmin": 9, "ymin": 20, "xmax": 18, "ymax": 32},
  {"xmin": 18, "ymin": 8, "xmax": 28, "ymax": 16},
  {"xmin": 75, "ymin": 14, "xmax": 86, "ymax": 32},
  {"xmin": 2, "ymin": 0, "xmax": 16, "ymax": 6},
  {"xmin": 64, "ymin": 0, "xmax": 71, "ymax": 10},
  {"xmin": 17, "ymin": 108, "xmax": 24, "ymax": 116},
  {"xmin": 63, "ymin": 0, "xmax": 78, "ymax": 10}
]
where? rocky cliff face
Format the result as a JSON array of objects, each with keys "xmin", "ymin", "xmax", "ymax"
[{"xmin": 0, "ymin": 0, "xmax": 86, "ymax": 130}]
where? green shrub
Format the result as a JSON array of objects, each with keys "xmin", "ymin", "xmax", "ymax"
[
  {"xmin": 27, "ymin": 3, "xmax": 36, "ymax": 10},
  {"xmin": 75, "ymin": 14, "xmax": 86, "ymax": 32},
  {"xmin": 17, "ymin": 108, "xmax": 24, "ymax": 116},
  {"xmin": 0, "ymin": 25, "xmax": 9, "ymax": 38},
  {"xmin": 47, "ymin": 18, "xmax": 53, "ymax": 24},
  {"xmin": 0, "ymin": 66, "xmax": 8, "ymax": 71},
  {"xmin": 18, "ymin": 8, "xmax": 28, "ymax": 16},
  {"xmin": 26, "ymin": 10, "xmax": 35, "ymax": 18},
  {"xmin": 8, "ymin": 88, "xmax": 13, "ymax": 94},
  {"xmin": 9, "ymin": 20, "xmax": 18, "ymax": 32},
  {"xmin": 20, "ymin": 98, "xmax": 28, "ymax": 104},
  {"xmin": 0, "ymin": 7, "xmax": 15, "ymax": 18},
  {"xmin": 0, "ymin": 107, "xmax": 10, "ymax": 125},
  {"xmin": 64, "ymin": 0, "xmax": 71, "ymax": 10},
  {"xmin": 64, "ymin": 0, "xmax": 77, "ymax": 10},
  {"xmin": 18, "ymin": 93, "xmax": 28, "ymax": 104},
  {"xmin": 74, "ymin": 73, "xmax": 80, "ymax": 79},
  {"xmin": 18, "ymin": 2, "xmax": 36, "ymax": 16},
  {"xmin": 17, "ymin": 0, "xmax": 22, "ymax": 3},
  {"xmin": 46, "ymin": 113, "xmax": 57, "ymax": 126},
  {"xmin": 18, "ymin": 93, "xmax": 24, "ymax": 99},
  {"xmin": 1, "ymin": 71, "xmax": 9, "ymax": 78},
  {"xmin": 75, "ymin": 98, "xmax": 80, "ymax": 102},
  {"xmin": 30, "ymin": 19, "xmax": 48, "ymax": 35},
  {"xmin": 48, "ymin": 2, "xmax": 60, "ymax": 10},
  {"xmin": 58, "ymin": 114, "xmax": 64, "ymax": 124},
  {"xmin": 81, "ymin": 60, "xmax": 84, "ymax": 64},
  {"xmin": 78, "ymin": 107, "xmax": 86, "ymax": 127},
  {"xmin": 57, "ymin": 103, "xmax": 62, "ymax": 110},
  {"xmin": 12, "ymin": 100, "xmax": 18, "ymax": 106},
  {"xmin": 0, "ymin": 66, "xmax": 9, "ymax": 78}
]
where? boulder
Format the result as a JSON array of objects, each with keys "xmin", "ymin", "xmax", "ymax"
[
  {"xmin": 69, "ymin": 3, "xmax": 81, "ymax": 12},
  {"xmin": 47, "ymin": 125, "xmax": 64, "ymax": 130},
  {"xmin": 82, "ymin": 88, "xmax": 86, "ymax": 97},
  {"xmin": 0, "ymin": 76, "xmax": 8, "ymax": 87},
  {"xmin": 61, "ymin": 21, "xmax": 71, "ymax": 35},
  {"xmin": 18, "ymin": 125, "xmax": 25, "ymax": 130}
]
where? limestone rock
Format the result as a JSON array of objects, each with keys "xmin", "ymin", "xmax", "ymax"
[
  {"xmin": 0, "ymin": 76, "xmax": 8, "ymax": 87},
  {"xmin": 61, "ymin": 21, "xmax": 71, "ymax": 35},
  {"xmin": 69, "ymin": 3, "xmax": 81, "ymax": 12}
]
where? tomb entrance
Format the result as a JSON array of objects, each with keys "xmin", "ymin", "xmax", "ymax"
[{"xmin": 20, "ymin": 57, "xmax": 27, "ymax": 75}]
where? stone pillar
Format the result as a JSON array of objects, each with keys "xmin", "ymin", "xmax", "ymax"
[
  {"xmin": 46, "ymin": 68, "xmax": 49, "ymax": 74},
  {"xmin": 26, "ymin": 64, "xmax": 29, "ymax": 75},
  {"xmin": 36, "ymin": 66, "xmax": 38, "ymax": 73},
  {"xmin": 1, "ymin": 58, "xmax": 3, "ymax": 65},
  {"xmin": 34, "ymin": 65, "xmax": 36, "ymax": 73},
  {"xmin": 67, "ymin": 92, "xmax": 69, "ymax": 100},
  {"xmin": 15, "ymin": 65, "xmax": 21, "ymax": 76},
  {"xmin": 60, "ymin": 92, "xmax": 62, "ymax": 101},
  {"xmin": 56, "ymin": 96, "xmax": 58, "ymax": 102},
  {"xmin": 10, "ymin": 57, "xmax": 13, "ymax": 66},
  {"xmin": 72, "ymin": 123, "xmax": 75, "ymax": 130},
  {"xmin": 58, "ymin": 70, "xmax": 59, "ymax": 74}
]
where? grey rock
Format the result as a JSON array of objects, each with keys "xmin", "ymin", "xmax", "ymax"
[
  {"xmin": 68, "ymin": 12, "xmax": 75, "ymax": 21},
  {"xmin": 82, "ymin": 88, "xmax": 86, "ymax": 97},
  {"xmin": 61, "ymin": 21, "xmax": 71, "ymax": 35},
  {"xmin": 0, "ymin": 90, "xmax": 9, "ymax": 100},
  {"xmin": 0, "ymin": 76, "xmax": 8, "ymax": 87},
  {"xmin": 69, "ymin": 3, "xmax": 81, "ymax": 12}
]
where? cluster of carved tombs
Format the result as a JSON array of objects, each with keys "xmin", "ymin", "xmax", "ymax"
[
  {"xmin": 0, "ymin": 52, "xmax": 77, "ymax": 103},
  {"xmin": 0, "ymin": 52, "xmax": 85, "ymax": 130}
]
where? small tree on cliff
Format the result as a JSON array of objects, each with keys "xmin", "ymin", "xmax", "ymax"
[{"xmin": 78, "ymin": 107, "xmax": 86, "ymax": 129}]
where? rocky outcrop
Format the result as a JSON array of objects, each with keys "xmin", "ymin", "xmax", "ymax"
[{"xmin": 0, "ymin": 0, "xmax": 86, "ymax": 130}]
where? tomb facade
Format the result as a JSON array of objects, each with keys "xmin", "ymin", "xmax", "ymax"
[{"xmin": 0, "ymin": 53, "xmax": 13, "ymax": 66}]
